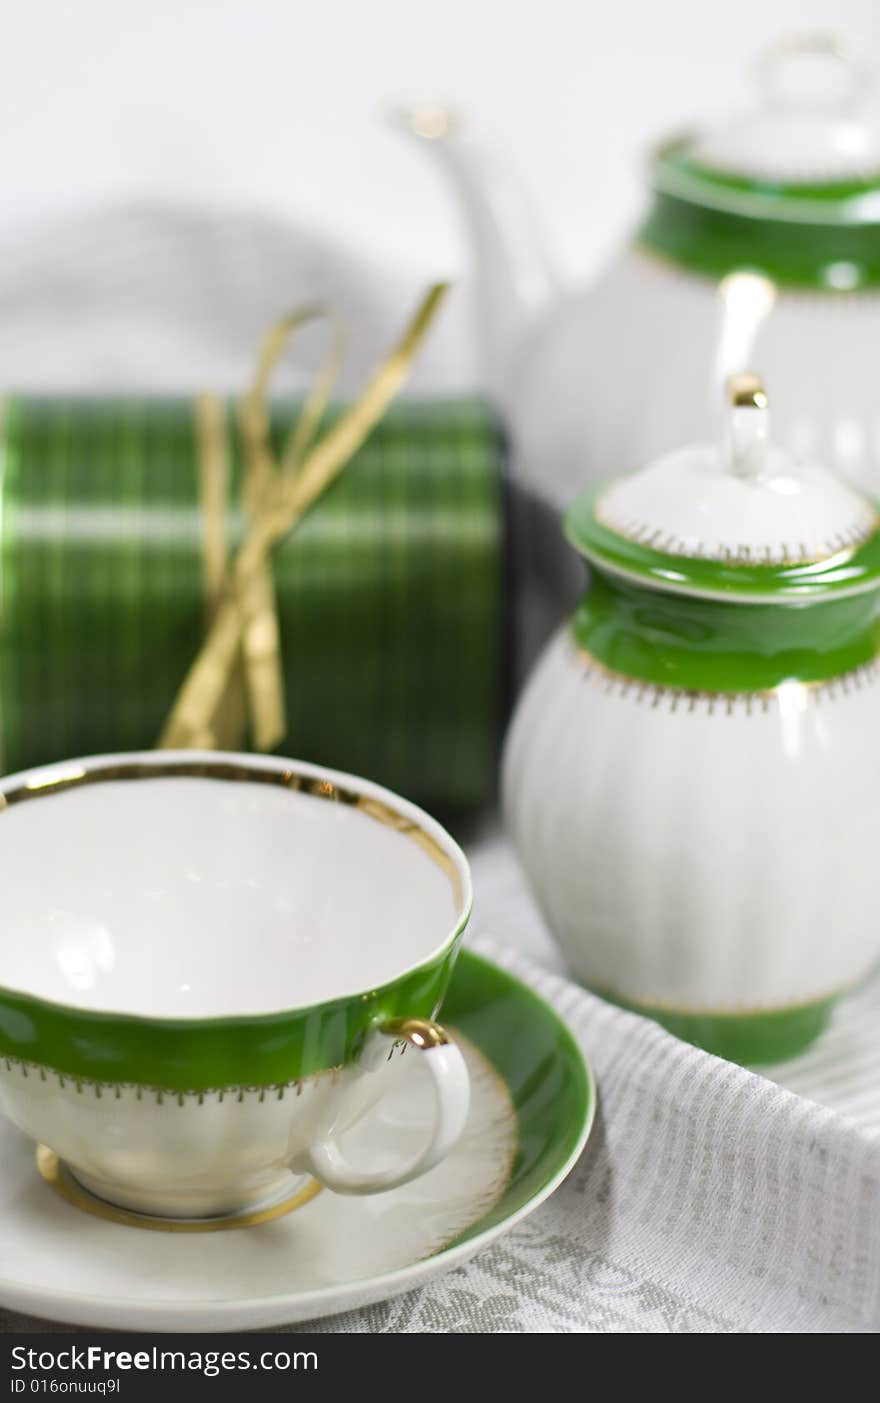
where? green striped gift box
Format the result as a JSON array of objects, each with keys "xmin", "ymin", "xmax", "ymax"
[{"xmin": 0, "ymin": 397, "xmax": 508, "ymax": 812}]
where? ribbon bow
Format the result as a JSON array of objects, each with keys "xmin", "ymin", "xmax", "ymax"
[{"xmin": 158, "ymin": 283, "xmax": 448, "ymax": 753}]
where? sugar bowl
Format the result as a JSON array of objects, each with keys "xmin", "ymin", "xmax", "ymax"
[{"xmin": 504, "ymin": 375, "xmax": 880, "ymax": 1062}]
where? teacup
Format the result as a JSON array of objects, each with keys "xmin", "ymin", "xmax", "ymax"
[{"xmin": 0, "ymin": 751, "xmax": 472, "ymax": 1221}]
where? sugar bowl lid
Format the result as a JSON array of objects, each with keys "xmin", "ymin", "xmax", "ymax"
[
  {"xmin": 565, "ymin": 374, "xmax": 880, "ymax": 603},
  {"xmin": 652, "ymin": 35, "xmax": 880, "ymax": 225}
]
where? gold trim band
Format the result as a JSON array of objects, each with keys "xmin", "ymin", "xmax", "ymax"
[
  {"xmin": 569, "ymin": 633, "xmax": 880, "ymax": 711},
  {"xmin": 2, "ymin": 1053, "xmax": 343, "ymax": 1100},
  {"xmin": 594, "ymin": 495, "xmax": 877, "ymax": 568},
  {"xmin": 37, "ymin": 1145, "xmax": 323, "ymax": 1233}
]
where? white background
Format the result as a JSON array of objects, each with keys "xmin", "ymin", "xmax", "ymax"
[
  {"xmin": 0, "ymin": 0, "xmax": 877, "ymax": 390},
  {"xmin": 1, "ymin": 0, "xmax": 877, "ymax": 276}
]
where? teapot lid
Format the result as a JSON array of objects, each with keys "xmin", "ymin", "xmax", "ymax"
[
  {"xmin": 652, "ymin": 35, "xmax": 880, "ymax": 225},
  {"xmin": 565, "ymin": 374, "xmax": 880, "ymax": 603}
]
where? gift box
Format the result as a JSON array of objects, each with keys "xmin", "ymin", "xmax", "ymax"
[{"xmin": 0, "ymin": 396, "xmax": 508, "ymax": 812}]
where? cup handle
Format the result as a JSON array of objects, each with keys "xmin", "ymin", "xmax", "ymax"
[{"xmin": 302, "ymin": 1018, "xmax": 470, "ymax": 1195}]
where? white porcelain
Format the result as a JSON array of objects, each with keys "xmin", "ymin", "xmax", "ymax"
[
  {"xmin": 504, "ymin": 626, "xmax": 880, "ymax": 1011},
  {"xmin": 0, "ymin": 751, "xmax": 472, "ymax": 1217},
  {"xmin": 0, "ymin": 760, "xmax": 459, "ymax": 1014},
  {"xmin": 596, "ymin": 431, "xmax": 876, "ymax": 566},
  {"xmin": 0, "ymin": 1033, "xmax": 512, "ymax": 1331},
  {"xmin": 507, "ymin": 253, "xmax": 880, "ymax": 512},
  {"xmin": 401, "ymin": 35, "xmax": 880, "ymax": 515},
  {"xmin": 0, "ymin": 961, "xmax": 596, "ymax": 1333},
  {"xmin": 693, "ymin": 34, "xmax": 880, "ymax": 183},
  {"xmin": 501, "ymin": 387, "xmax": 880, "ymax": 1055}
]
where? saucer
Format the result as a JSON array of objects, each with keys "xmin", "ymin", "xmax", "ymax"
[{"xmin": 0, "ymin": 949, "xmax": 594, "ymax": 1332}]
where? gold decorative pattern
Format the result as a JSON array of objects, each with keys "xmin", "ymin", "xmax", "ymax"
[
  {"xmin": 594, "ymin": 496, "xmax": 877, "ymax": 567},
  {"xmin": 1, "ymin": 1052, "xmax": 343, "ymax": 1101},
  {"xmin": 569, "ymin": 633, "xmax": 880, "ymax": 713},
  {"xmin": 37, "ymin": 1145, "xmax": 323, "ymax": 1233},
  {"xmin": 0, "ymin": 757, "xmax": 464, "ymax": 909}
]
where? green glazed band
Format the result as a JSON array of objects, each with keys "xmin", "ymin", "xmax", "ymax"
[
  {"xmin": 565, "ymin": 485, "xmax": 880, "ymax": 604},
  {"xmin": 592, "ymin": 982, "xmax": 835, "ymax": 1065},
  {"xmin": 444, "ymin": 949, "xmax": 593, "ymax": 1248},
  {"xmin": 0, "ymin": 756, "xmax": 471, "ymax": 1092},
  {"xmin": 639, "ymin": 142, "xmax": 880, "ymax": 288},
  {"xmin": 565, "ymin": 486, "xmax": 880, "ymax": 693},
  {"xmin": 571, "ymin": 572, "xmax": 880, "ymax": 693},
  {"xmin": 653, "ymin": 140, "xmax": 880, "ymax": 220}
]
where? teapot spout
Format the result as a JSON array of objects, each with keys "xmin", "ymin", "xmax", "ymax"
[{"xmin": 392, "ymin": 105, "xmax": 562, "ymax": 399}]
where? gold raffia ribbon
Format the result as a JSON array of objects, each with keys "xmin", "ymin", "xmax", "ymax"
[
  {"xmin": 235, "ymin": 307, "xmax": 347, "ymax": 751},
  {"xmin": 194, "ymin": 391, "xmax": 248, "ymax": 749},
  {"xmin": 157, "ymin": 283, "xmax": 448, "ymax": 754},
  {"xmin": 195, "ymin": 392, "xmax": 230, "ymax": 616}
]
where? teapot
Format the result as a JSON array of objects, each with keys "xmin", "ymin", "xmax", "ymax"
[
  {"xmin": 501, "ymin": 374, "xmax": 880, "ymax": 1064},
  {"xmin": 401, "ymin": 35, "xmax": 880, "ymax": 506}
]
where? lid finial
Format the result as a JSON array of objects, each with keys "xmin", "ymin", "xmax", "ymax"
[
  {"xmin": 757, "ymin": 33, "xmax": 867, "ymax": 113},
  {"xmin": 675, "ymin": 30, "xmax": 880, "ymax": 192},
  {"xmin": 725, "ymin": 373, "xmax": 769, "ymax": 479},
  {"xmin": 575, "ymin": 370, "xmax": 879, "ymax": 587}
]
